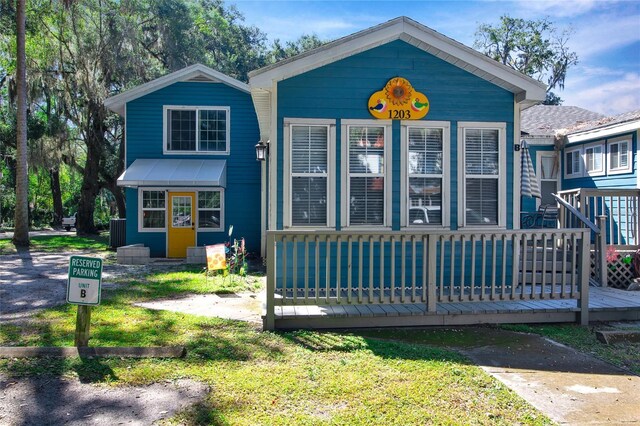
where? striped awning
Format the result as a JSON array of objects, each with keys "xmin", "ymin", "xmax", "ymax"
[{"xmin": 520, "ymin": 141, "xmax": 541, "ymax": 199}]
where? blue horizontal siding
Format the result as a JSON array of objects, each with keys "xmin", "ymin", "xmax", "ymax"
[
  {"xmin": 125, "ymin": 81, "xmax": 261, "ymax": 255},
  {"xmin": 276, "ymin": 40, "xmax": 515, "ymax": 232}
]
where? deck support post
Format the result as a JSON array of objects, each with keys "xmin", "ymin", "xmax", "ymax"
[
  {"xmin": 264, "ymin": 232, "xmax": 276, "ymax": 331},
  {"xmin": 597, "ymin": 215, "xmax": 608, "ymax": 288},
  {"xmin": 427, "ymin": 236, "xmax": 437, "ymax": 312},
  {"xmin": 578, "ymin": 230, "xmax": 591, "ymax": 326}
]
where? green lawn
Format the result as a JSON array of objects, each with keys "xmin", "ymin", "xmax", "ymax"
[
  {"xmin": 0, "ymin": 266, "xmax": 551, "ymax": 425},
  {"xmin": 0, "ymin": 234, "xmax": 109, "ymax": 255}
]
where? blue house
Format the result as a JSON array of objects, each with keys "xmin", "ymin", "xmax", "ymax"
[{"xmin": 105, "ymin": 64, "xmax": 261, "ymax": 257}]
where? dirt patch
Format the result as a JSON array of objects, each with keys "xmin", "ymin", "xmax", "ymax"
[{"xmin": 0, "ymin": 375, "xmax": 208, "ymax": 425}]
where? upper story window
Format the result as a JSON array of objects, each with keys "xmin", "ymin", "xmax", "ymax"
[
  {"xmin": 342, "ymin": 121, "xmax": 392, "ymax": 227},
  {"xmin": 164, "ymin": 106, "xmax": 230, "ymax": 154},
  {"xmin": 457, "ymin": 123, "xmax": 506, "ymax": 227},
  {"xmin": 584, "ymin": 142, "xmax": 604, "ymax": 176},
  {"xmin": 564, "ymin": 148, "xmax": 582, "ymax": 179},
  {"xmin": 608, "ymin": 137, "xmax": 632, "ymax": 174},
  {"xmin": 401, "ymin": 122, "xmax": 450, "ymax": 227}
]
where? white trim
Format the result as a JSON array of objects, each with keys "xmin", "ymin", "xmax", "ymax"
[
  {"xmin": 341, "ymin": 119, "xmax": 393, "ymax": 229},
  {"xmin": 137, "ymin": 187, "xmax": 225, "ymax": 234},
  {"xmin": 607, "ymin": 136, "xmax": 633, "ymax": 175},
  {"xmin": 124, "ymin": 103, "xmax": 128, "ymax": 168},
  {"xmin": 564, "ymin": 146, "xmax": 583, "ymax": 179},
  {"xmin": 249, "ymin": 17, "xmax": 545, "ymax": 102},
  {"xmin": 400, "ymin": 120, "xmax": 450, "ymax": 229},
  {"xmin": 196, "ymin": 189, "xmax": 225, "ymax": 233},
  {"xmin": 268, "ymin": 82, "xmax": 278, "ymax": 231},
  {"xmin": 138, "ymin": 188, "xmax": 167, "ymax": 232},
  {"xmin": 105, "ymin": 64, "xmax": 249, "ymax": 116},
  {"xmin": 163, "ymin": 105, "xmax": 231, "ymax": 155},
  {"xmin": 513, "ymin": 102, "xmax": 521, "ymax": 229},
  {"xmin": 457, "ymin": 122, "xmax": 507, "ymax": 229},
  {"xmin": 566, "ymin": 120, "xmax": 640, "ymax": 143},
  {"xmin": 536, "ymin": 151, "xmax": 560, "ymax": 209},
  {"xmin": 283, "ymin": 119, "xmax": 336, "ymax": 228},
  {"xmin": 583, "ymin": 141, "xmax": 605, "ymax": 177}
]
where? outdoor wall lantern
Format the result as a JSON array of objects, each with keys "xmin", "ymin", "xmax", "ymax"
[{"xmin": 255, "ymin": 140, "xmax": 269, "ymax": 161}]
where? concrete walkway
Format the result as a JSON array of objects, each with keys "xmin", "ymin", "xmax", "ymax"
[{"xmin": 456, "ymin": 329, "xmax": 640, "ymax": 425}]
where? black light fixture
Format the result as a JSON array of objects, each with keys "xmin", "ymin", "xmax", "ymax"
[{"xmin": 255, "ymin": 140, "xmax": 269, "ymax": 161}]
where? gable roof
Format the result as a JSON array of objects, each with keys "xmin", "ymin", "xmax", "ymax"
[
  {"xmin": 521, "ymin": 105, "xmax": 605, "ymax": 137},
  {"xmin": 248, "ymin": 16, "xmax": 547, "ymax": 141},
  {"xmin": 561, "ymin": 109, "xmax": 640, "ymax": 143},
  {"xmin": 104, "ymin": 64, "xmax": 249, "ymax": 116},
  {"xmin": 249, "ymin": 16, "xmax": 546, "ymax": 100}
]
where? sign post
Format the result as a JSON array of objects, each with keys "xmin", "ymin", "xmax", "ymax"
[{"xmin": 67, "ymin": 256, "xmax": 103, "ymax": 347}]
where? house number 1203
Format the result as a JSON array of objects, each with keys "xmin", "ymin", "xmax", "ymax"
[{"xmin": 389, "ymin": 109, "xmax": 411, "ymax": 119}]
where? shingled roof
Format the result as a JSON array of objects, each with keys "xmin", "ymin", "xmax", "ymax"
[
  {"xmin": 561, "ymin": 109, "xmax": 640, "ymax": 136},
  {"xmin": 521, "ymin": 105, "xmax": 605, "ymax": 137}
]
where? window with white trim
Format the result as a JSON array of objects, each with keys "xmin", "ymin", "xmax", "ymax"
[
  {"xmin": 564, "ymin": 148, "xmax": 582, "ymax": 178},
  {"xmin": 608, "ymin": 138, "xmax": 631, "ymax": 174},
  {"xmin": 141, "ymin": 190, "xmax": 166, "ymax": 229},
  {"xmin": 407, "ymin": 126, "xmax": 444, "ymax": 225},
  {"xmin": 290, "ymin": 125, "xmax": 328, "ymax": 226},
  {"xmin": 197, "ymin": 190, "xmax": 223, "ymax": 230},
  {"xmin": 164, "ymin": 106, "xmax": 229, "ymax": 154},
  {"xmin": 584, "ymin": 142, "xmax": 604, "ymax": 176},
  {"xmin": 458, "ymin": 123, "xmax": 505, "ymax": 227},
  {"xmin": 346, "ymin": 125, "xmax": 387, "ymax": 226}
]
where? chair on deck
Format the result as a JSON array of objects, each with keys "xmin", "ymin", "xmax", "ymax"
[{"xmin": 521, "ymin": 205, "xmax": 559, "ymax": 229}]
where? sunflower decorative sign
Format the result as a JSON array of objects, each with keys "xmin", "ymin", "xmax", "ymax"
[{"xmin": 368, "ymin": 77, "xmax": 429, "ymax": 120}]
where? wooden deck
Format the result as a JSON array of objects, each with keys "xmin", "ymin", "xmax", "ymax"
[{"xmin": 271, "ymin": 287, "xmax": 640, "ymax": 329}]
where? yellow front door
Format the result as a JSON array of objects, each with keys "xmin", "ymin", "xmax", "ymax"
[{"xmin": 168, "ymin": 192, "xmax": 196, "ymax": 258}]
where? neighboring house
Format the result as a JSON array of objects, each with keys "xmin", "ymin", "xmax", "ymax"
[
  {"xmin": 104, "ymin": 64, "xmax": 261, "ymax": 257},
  {"xmin": 520, "ymin": 105, "xmax": 605, "ymax": 212}
]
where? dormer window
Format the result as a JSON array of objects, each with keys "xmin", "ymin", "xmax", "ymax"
[{"xmin": 164, "ymin": 106, "xmax": 230, "ymax": 154}]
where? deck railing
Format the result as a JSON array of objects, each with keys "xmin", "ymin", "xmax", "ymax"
[
  {"xmin": 264, "ymin": 228, "xmax": 591, "ymax": 329},
  {"xmin": 557, "ymin": 188, "xmax": 640, "ymax": 247}
]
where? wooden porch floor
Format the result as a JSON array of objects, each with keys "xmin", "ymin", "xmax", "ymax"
[{"xmin": 271, "ymin": 287, "xmax": 640, "ymax": 329}]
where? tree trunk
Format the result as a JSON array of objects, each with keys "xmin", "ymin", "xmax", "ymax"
[
  {"xmin": 50, "ymin": 168, "xmax": 63, "ymax": 226},
  {"xmin": 13, "ymin": 0, "xmax": 29, "ymax": 247}
]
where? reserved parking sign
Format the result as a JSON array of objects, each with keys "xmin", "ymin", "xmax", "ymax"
[{"xmin": 67, "ymin": 256, "xmax": 103, "ymax": 305}]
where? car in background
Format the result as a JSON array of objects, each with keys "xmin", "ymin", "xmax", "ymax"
[{"xmin": 62, "ymin": 212, "xmax": 76, "ymax": 231}]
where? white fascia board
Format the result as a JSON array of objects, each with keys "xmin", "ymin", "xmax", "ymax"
[
  {"xmin": 249, "ymin": 17, "xmax": 546, "ymax": 103},
  {"xmin": 105, "ymin": 64, "xmax": 249, "ymax": 116},
  {"xmin": 566, "ymin": 121, "xmax": 640, "ymax": 144}
]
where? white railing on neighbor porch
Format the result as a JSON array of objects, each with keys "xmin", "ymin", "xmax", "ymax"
[
  {"xmin": 557, "ymin": 188, "xmax": 640, "ymax": 247},
  {"xmin": 264, "ymin": 228, "xmax": 591, "ymax": 329}
]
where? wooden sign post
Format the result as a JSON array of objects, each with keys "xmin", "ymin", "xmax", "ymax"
[{"xmin": 67, "ymin": 256, "xmax": 103, "ymax": 347}]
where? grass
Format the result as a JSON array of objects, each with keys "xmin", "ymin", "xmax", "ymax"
[
  {"xmin": 0, "ymin": 234, "xmax": 109, "ymax": 255},
  {"xmin": 0, "ymin": 264, "xmax": 551, "ymax": 425},
  {"xmin": 500, "ymin": 323, "xmax": 640, "ymax": 375}
]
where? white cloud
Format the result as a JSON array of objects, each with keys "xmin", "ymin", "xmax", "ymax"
[
  {"xmin": 514, "ymin": 0, "xmax": 601, "ymax": 18},
  {"xmin": 568, "ymin": 14, "xmax": 640, "ymax": 59},
  {"xmin": 562, "ymin": 72, "xmax": 640, "ymax": 115}
]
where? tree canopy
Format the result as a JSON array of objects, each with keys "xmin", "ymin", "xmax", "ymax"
[{"xmin": 474, "ymin": 15, "xmax": 578, "ymax": 105}]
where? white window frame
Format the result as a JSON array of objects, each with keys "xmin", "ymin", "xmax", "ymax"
[
  {"xmin": 564, "ymin": 147, "xmax": 583, "ymax": 179},
  {"xmin": 138, "ymin": 188, "xmax": 167, "ymax": 232},
  {"xmin": 163, "ymin": 105, "xmax": 230, "ymax": 155},
  {"xmin": 196, "ymin": 189, "xmax": 225, "ymax": 233},
  {"xmin": 401, "ymin": 121, "xmax": 450, "ymax": 228},
  {"xmin": 457, "ymin": 122, "xmax": 506, "ymax": 229},
  {"xmin": 283, "ymin": 118, "xmax": 335, "ymax": 228},
  {"xmin": 607, "ymin": 136, "xmax": 632, "ymax": 175},
  {"xmin": 341, "ymin": 119, "xmax": 392, "ymax": 229},
  {"xmin": 583, "ymin": 141, "xmax": 605, "ymax": 177},
  {"xmin": 536, "ymin": 151, "xmax": 560, "ymax": 209}
]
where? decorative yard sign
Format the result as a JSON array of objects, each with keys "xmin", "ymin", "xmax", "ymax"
[
  {"xmin": 67, "ymin": 256, "xmax": 103, "ymax": 305},
  {"xmin": 205, "ymin": 244, "xmax": 227, "ymax": 271},
  {"xmin": 368, "ymin": 77, "xmax": 430, "ymax": 120}
]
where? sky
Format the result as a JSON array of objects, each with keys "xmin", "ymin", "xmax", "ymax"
[{"xmin": 229, "ymin": 0, "xmax": 640, "ymax": 116}]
